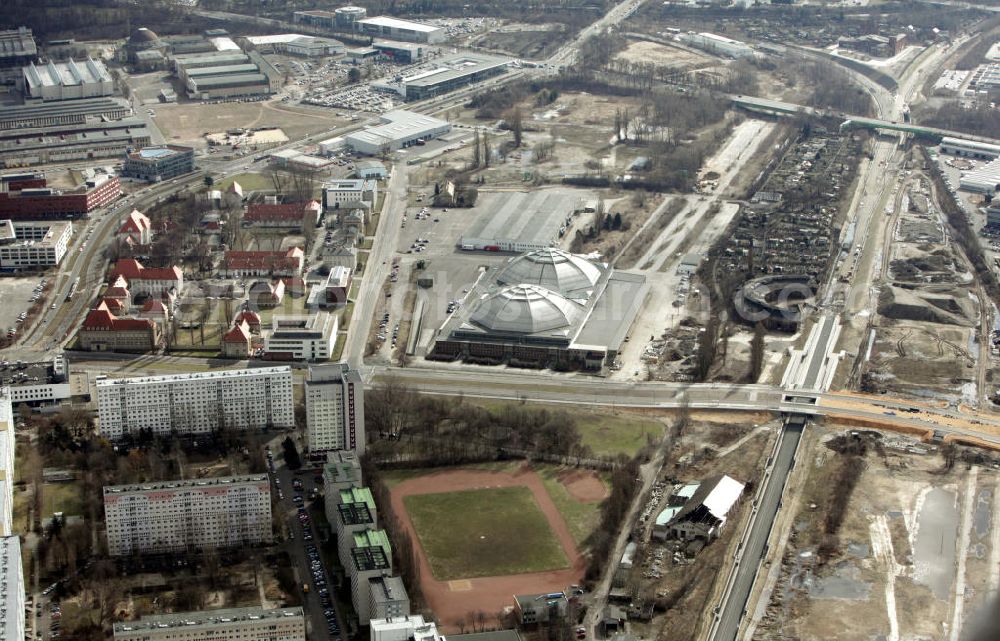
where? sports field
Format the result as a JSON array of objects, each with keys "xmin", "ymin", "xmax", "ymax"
[
  {"xmin": 404, "ymin": 487, "xmax": 568, "ymax": 580},
  {"xmin": 390, "ymin": 464, "xmax": 588, "ymax": 628}
]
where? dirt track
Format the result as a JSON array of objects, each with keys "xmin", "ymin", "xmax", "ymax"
[{"xmin": 390, "ymin": 465, "xmax": 586, "ymax": 629}]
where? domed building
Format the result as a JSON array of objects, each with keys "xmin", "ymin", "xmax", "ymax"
[
  {"xmin": 123, "ymin": 27, "xmax": 167, "ymax": 70},
  {"xmin": 470, "ymin": 285, "xmax": 584, "ymax": 336},
  {"xmin": 432, "ymin": 248, "xmax": 647, "ymax": 371},
  {"xmin": 494, "ymin": 248, "xmax": 604, "ymax": 300}
]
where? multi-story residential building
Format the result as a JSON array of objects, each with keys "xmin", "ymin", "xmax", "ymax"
[
  {"xmin": 122, "ymin": 145, "xmax": 195, "ymax": 182},
  {"xmin": 95, "ymin": 366, "xmax": 294, "ymax": 439},
  {"xmin": 369, "ymin": 575, "xmax": 410, "ymax": 621},
  {"xmin": 370, "ymin": 615, "xmax": 444, "ymax": 641},
  {"xmin": 347, "ymin": 529, "xmax": 393, "ymax": 624},
  {"xmin": 264, "ymin": 314, "xmax": 338, "ymax": 362},
  {"xmin": 0, "ymin": 536, "xmax": 24, "ymax": 641},
  {"xmin": 114, "ymin": 607, "xmax": 304, "ymax": 641},
  {"xmin": 322, "ymin": 179, "xmax": 377, "ymax": 210},
  {"xmin": 109, "ymin": 258, "xmax": 183, "ymax": 299},
  {"xmin": 0, "ymin": 219, "xmax": 72, "ymax": 269},
  {"xmin": 0, "ymin": 389, "xmax": 14, "ymax": 537},
  {"xmin": 322, "ymin": 449, "xmax": 363, "ymax": 491},
  {"xmin": 332, "ymin": 487, "xmax": 377, "ymax": 561},
  {"xmin": 103, "ymin": 474, "xmax": 273, "ymax": 556},
  {"xmin": 305, "ymin": 362, "xmax": 365, "ymax": 453}
]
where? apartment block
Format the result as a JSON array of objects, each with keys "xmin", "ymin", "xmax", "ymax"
[
  {"xmin": 0, "ymin": 536, "xmax": 24, "ymax": 641},
  {"xmin": 0, "ymin": 219, "xmax": 72, "ymax": 269},
  {"xmin": 96, "ymin": 366, "xmax": 294, "ymax": 439},
  {"xmin": 114, "ymin": 606, "xmax": 305, "ymax": 641},
  {"xmin": 370, "ymin": 615, "xmax": 444, "ymax": 641},
  {"xmin": 369, "ymin": 575, "xmax": 410, "ymax": 621},
  {"xmin": 332, "ymin": 487, "xmax": 378, "ymax": 561},
  {"xmin": 305, "ymin": 362, "xmax": 365, "ymax": 454},
  {"xmin": 104, "ymin": 474, "xmax": 272, "ymax": 556},
  {"xmin": 0, "ymin": 389, "xmax": 14, "ymax": 537},
  {"xmin": 348, "ymin": 530, "xmax": 393, "ymax": 624}
]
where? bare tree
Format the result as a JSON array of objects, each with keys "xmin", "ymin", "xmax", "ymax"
[{"xmin": 510, "ymin": 106, "xmax": 523, "ymax": 148}]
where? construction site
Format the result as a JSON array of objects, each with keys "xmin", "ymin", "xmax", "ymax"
[{"xmin": 748, "ymin": 426, "xmax": 1000, "ymax": 641}]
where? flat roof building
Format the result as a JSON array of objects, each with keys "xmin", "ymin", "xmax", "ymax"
[
  {"xmin": 0, "ymin": 117, "xmax": 149, "ymax": 168},
  {"xmin": 244, "ymin": 34, "xmax": 345, "ymax": 57},
  {"xmin": 344, "ymin": 110, "xmax": 451, "ymax": 155},
  {"xmin": 0, "ymin": 536, "xmax": 24, "ymax": 641},
  {"xmin": 332, "ymin": 487, "xmax": 378, "ymax": 560},
  {"xmin": 104, "ymin": 474, "xmax": 272, "ymax": 556},
  {"xmin": 0, "ymin": 28, "xmax": 37, "ymax": 66},
  {"xmin": 381, "ymin": 53, "xmax": 510, "ymax": 100},
  {"xmin": 322, "ymin": 449, "xmax": 363, "ymax": 493},
  {"xmin": 348, "ymin": 530, "xmax": 393, "ymax": 624},
  {"xmin": 369, "ymin": 575, "xmax": 410, "ymax": 621},
  {"xmin": 0, "ymin": 96, "xmax": 130, "ymax": 130},
  {"xmin": 356, "ymin": 16, "xmax": 445, "ymax": 44},
  {"xmin": 0, "ymin": 220, "xmax": 73, "ymax": 269},
  {"xmin": 176, "ymin": 50, "xmax": 281, "ymax": 99},
  {"xmin": 370, "ymin": 615, "xmax": 444, "ymax": 641},
  {"xmin": 23, "ymin": 58, "xmax": 114, "ymax": 101},
  {"xmin": 0, "ymin": 390, "xmax": 15, "ymax": 537},
  {"xmin": 95, "ymin": 366, "xmax": 295, "ymax": 439},
  {"xmin": 960, "ymin": 157, "xmax": 1000, "ymax": 194},
  {"xmin": 941, "ymin": 136, "xmax": 1000, "ymax": 161},
  {"xmin": 0, "ymin": 170, "xmax": 121, "ymax": 219},
  {"xmin": 123, "ymin": 144, "xmax": 195, "ymax": 182},
  {"xmin": 306, "ymin": 362, "xmax": 365, "ymax": 454},
  {"xmin": 265, "ymin": 314, "xmax": 338, "ymax": 362},
  {"xmin": 114, "ymin": 607, "xmax": 304, "ymax": 641}
]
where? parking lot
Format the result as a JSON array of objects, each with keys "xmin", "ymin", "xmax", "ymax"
[
  {"xmin": 0, "ymin": 276, "xmax": 46, "ymax": 339},
  {"xmin": 462, "ymin": 188, "xmax": 589, "ymax": 248}
]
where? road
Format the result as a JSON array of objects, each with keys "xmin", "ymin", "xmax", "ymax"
[{"xmin": 343, "ymin": 165, "xmax": 409, "ymax": 367}]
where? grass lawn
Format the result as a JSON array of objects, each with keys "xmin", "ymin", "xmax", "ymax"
[
  {"xmin": 536, "ymin": 467, "xmax": 608, "ymax": 547},
  {"xmin": 467, "ymin": 400, "xmax": 664, "ymax": 457},
  {"xmin": 215, "ymin": 172, "xmax": 274, "ymax": 192},
  {"xmin": 404, "ymin": 486, "xmax": 569, "ymax": 580},
  {"xmin": 42, "ymin": 482, "xmax": 84, "ymax": 518}
]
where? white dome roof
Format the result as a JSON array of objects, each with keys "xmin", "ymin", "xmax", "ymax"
[
  {"xmin": 470, "ymin": 284, "xmax": 583, "ymax": 334},
  {"xmin": 495, "ymin": 248, "xmax": 603, "ymax": 298}
]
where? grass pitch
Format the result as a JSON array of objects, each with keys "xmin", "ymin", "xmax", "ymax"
[{"xmin": 404, "ymin": 486, "xmax": 569, "ymax": 580}]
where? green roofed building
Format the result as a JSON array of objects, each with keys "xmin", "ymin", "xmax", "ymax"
[
  {"xmin": 333, "ymin": 486, "xmax": 378, "ymax": 561},
  {"xmin": 348, "ymin": 529, "xmax": 392, "ymax": 624}
]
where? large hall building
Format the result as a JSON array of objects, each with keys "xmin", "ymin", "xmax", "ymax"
[{"xmin": 431, "ymin": 248, "xmax": 647, "ymax": 370}]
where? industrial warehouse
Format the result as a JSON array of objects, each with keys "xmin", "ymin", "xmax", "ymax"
[
  {"xmin": 344, "ymin": 110, "xmax": 451, "ymax": 155},
  {"xmin": 431, "ymin": 248, "xmax": 647, "ymax": 370},
  {"xmin": 241, "ymin": 34, "xmax": 345, "ymax": 57},
  {"xmin": 174, "ymin": 50, "xmax": 281, "ymax": 99},
  {"xmin": 0, "ymin": 117, "xmax": 150, "ymax": 168}
]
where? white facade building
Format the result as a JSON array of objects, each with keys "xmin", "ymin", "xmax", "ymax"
[
  {"xmin": 322, "ymin": 179, "xmax": 378, "ymax": 210},
  {"xmin": 0, "ymin": 536, "xmax": 24, "ymax": 641},
  {"xmin": 0, "ymin": 389, "xmax": 14, "ymax": 537},
  {"xmin": 114, "ymin": 607, "xmax": 305, "ymax": 641},
  {"xmin": 344, "ymin": 111, "xmax": 451, "ymax": 155},
  {"xmin": 23, "ymin": 58, "xmax": 115, "ymax": 101},
  {"xmin": 104, "ymin": 474, "xmax": 273, "ymax": 556},
  {"xmin": 0, "ymin": 220, "xmax": 73, "ymax": 269},
  {"xmin": 244, "ymin": 34, "xmax": 345, "ymax": 57},
  {"xmin": 679, "ymin": 32, "xmax": 753, "ymax": 59},
  {"xmin": 264, "ymin": 314, "xmax": 338, "ymax": 362},
  {"xmin": 96, "ymin": 367, "xmax": 295, "ymax": 439},
  {"xmin": 355, "ymin": 16, "xmax": 445, "ymax": 44},
  {"xmin": 370, "ymin": 615, "xmax": 444, "ymax": 641},
  {"xmin": 306, "ymin": 363, "xmax": 365, "ymax": 454}
]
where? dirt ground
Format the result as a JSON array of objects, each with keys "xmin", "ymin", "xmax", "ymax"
[
  {"xmin": 557, "ymin": 469, "xmax": 610, "ymax": 503},
  {"xmin": 389, "ymin": 465, "xmax": 586, "ymax": 629},
  {"xmin": 153, "ymin": 100, "xmax": 344, "ymax": 149},
  {"xmin": 752, "ymin": 427, "xmax": 999, "ymax": 641},
  {"xmin": 614, "ymin": 40, "xmax": 717, "ymax": 69}
]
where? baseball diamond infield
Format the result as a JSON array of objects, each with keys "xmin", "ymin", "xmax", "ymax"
[{"xmin": 390, "ymin": 465, "xmax": 588, "ymax": 628}]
